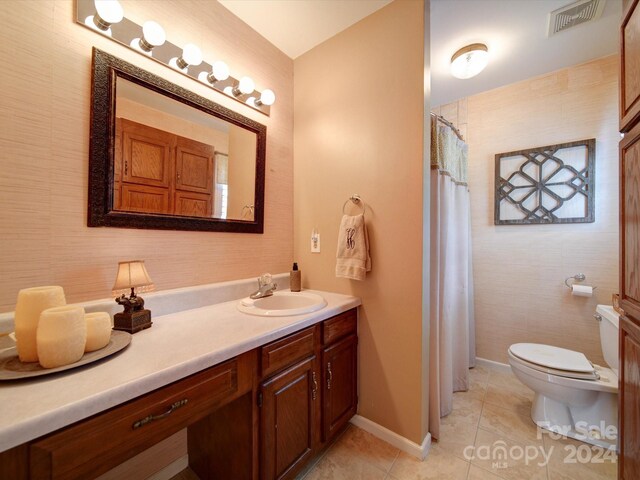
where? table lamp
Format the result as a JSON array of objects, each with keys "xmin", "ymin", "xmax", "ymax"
[{"xmin": 112, "ymin": 260, "xmax": 155, "ymax": 333}]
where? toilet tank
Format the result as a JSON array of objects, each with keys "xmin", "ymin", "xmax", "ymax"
[{"xmin": 596, "ymin": 304, "xmax": 620, "ymax": 375}]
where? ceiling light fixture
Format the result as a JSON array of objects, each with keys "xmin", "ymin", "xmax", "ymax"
[{"xmin": 450, "ymin": 43, "xmax": 488, "ymax": 79}]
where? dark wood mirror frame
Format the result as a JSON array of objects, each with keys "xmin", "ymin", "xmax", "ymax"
[{"xmin": 88, "ymin": 48, "xmax": 266, "ymax": 233}]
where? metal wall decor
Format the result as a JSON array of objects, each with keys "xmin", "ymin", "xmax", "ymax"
[{"xmin": 495, "ymin": 139, "xmax": 595, "ymax": 225}]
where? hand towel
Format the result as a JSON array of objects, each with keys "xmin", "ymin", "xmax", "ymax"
[{"xmin": 336, "ymin": 214, "xmax": 371, "ymax": 281}]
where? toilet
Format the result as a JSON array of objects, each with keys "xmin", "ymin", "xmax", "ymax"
[{"xmin": 508, "ymin": 304, "xmax": 619, "ymax": 450}]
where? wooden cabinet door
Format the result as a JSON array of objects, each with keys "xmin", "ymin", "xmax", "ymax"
[
  {"xmin": 620, "ymin": 119, "xmax": 640, "ymax": 479},
  {"xmin": 120, "ymin": 119, "xmax": 173, "ymax": 188},
  {"xmin": 176, "ymin": 136, "xmax": 214, "ymax": 195},
  {"xmin": 120, "ymin": 183, "xmax": 171, "ymax": 215},
  {"xmin": 174, "ymin": 191, "xmax": 212, "ymax": 218},
  {"xmin": 260, "ymin": 356, "xmax": 318, "ymax": 480},
  {"xmin": 620, "ymin": 122, "xmax": 640, "ymax": 320},
  {"xmin": 322, "ymin": 335, "xmax": 357, "ymax": 442},
  {"xmin": 620, "ymin": 316, "xmax": 640, "ymax": 479},
  {"xmin": 621, "ymin": 0, "xmax": 640, "ymax": 132}
]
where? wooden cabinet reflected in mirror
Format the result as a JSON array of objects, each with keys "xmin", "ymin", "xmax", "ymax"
[{"xmin": 88, "ymin": 48, "xmax": 265, "ymax": 233}]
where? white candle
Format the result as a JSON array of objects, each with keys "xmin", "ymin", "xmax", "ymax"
[
  {"xmin": 85, "ymin": 312, "xmax": 112, "ymax": 352},
  {"xmin": 14, "ymin": 286, "xmax": 66, "ymax": 362},
  {"xmin": 37, "ymin": 305, "xmax": 86, "ymax": 369}
]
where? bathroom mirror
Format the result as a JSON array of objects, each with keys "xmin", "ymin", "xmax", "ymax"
[{"xmin": 88, "ymin": 48, "xmax": 266, "ymax": 233}]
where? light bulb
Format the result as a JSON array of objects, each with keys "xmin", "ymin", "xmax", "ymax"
[
  {"xmin": 131, "ymin": 21, "xmax": 166, "ymax": 54},
  {"xmin": 205, "ymin": 61, "xmax": 230, "ymax": 84},
  {"xmin": 256, "ymin": 89, "xmax": 276, "ymax": 106},
  {"xmin": 173, "ymin": 43, "xmax": 202, "ymax": 70},
  {"xmin": 234, "ymin": 76, "xmax": 254, "ymax": 96},
  {"xmin": 450, "ymin": 43, "xmax": 488, "ymax": 80},
  {"xmin": 140, "ymin": 21, "xmax": 165, "ymax": 50},
  {"xmin": 211, "ymin": 61, "xmax": 230, "ymax": 82},
  {"xmin": 93, "ymin": 0, "xmax": 123, "ymax": 30},
  {"xmin": 183, "ymin": 44, "xmax": 203, "ymax": 66}
]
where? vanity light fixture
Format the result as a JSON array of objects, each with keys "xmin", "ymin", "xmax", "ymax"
[
  {"xmin": 76, "ymin": 0, "xmax": 275, "ymax": 115},
  {"xmin": 170, "ymin": 43, "xmax": 203, "ymax": 71},
  {"xmin": 85, "ymin": 0, "xmax": 123, "ymax": 36},
  {"xmin": 112, "ymin": 260, "xmax": 155, "ymax": 334},
  {"xmin": 130, "ymin": 21, "xmax": 166, "ymax": 55},
  {"xmin": 450, "ymin": 43, "xmax": 488, "ymax": 79}
]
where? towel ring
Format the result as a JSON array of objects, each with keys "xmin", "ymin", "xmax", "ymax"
[{"xmin": 342, "ymin": 194, "xmax": 366, "ymax": 215}]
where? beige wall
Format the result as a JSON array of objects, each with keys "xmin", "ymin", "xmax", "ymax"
[
  {"xmin": 454, "ymin": 55, "xmax": 619, "ymax": 365},
  {"xmin": 293, "ymin": 0, "xmax": 426, "ymax": 443},
  {"xmin": 0, "ymin": 0, "xmax": 293, "ymax": 312}
]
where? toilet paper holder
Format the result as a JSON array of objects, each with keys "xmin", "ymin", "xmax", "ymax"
[{"xmin": 564, "ymin": 273, "xmax": 597, "ymax": 291}]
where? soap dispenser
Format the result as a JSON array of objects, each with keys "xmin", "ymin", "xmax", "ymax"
[{"xmin": 290, "ymin": 263, "xmax": 301, "ymax": 292}]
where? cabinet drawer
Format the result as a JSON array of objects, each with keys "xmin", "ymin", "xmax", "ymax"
[
  {"xmin": 322, "ymin": 309, "xmax": 357, "ymax": 345},
  {"xmin": 30, "ymin": 351, "xmax": 254, "ymax": 480},
  {"xmin": 261, "ymin": 326, "xmax": 318, "ymax": 378}
]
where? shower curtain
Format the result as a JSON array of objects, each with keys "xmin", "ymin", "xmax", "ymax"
[{"xmin": 428, "ymin": 118, "xmax": 475, "ymax": 440}]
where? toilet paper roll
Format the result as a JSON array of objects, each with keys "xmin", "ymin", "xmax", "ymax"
[
  {"xmin": 85, "ymin": 312, "xmax": 112, "ymax": 352},
  {"xmin": 14, "ymin": 286, "xmax": 66, "ymax": 363},
  {"xmin": 37, "ymin": 305, "xmax": 86, "ymax": 369},
  {"xmin": 572, "ymin": 285, "xmax": 593, "ymax": 297}
]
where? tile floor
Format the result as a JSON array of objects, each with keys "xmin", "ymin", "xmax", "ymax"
[{"xmin": 300, "ymin": 365, "xmax": 617, "ymax": 480}]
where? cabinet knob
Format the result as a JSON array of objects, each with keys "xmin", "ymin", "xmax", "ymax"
[{"xmin": 327, "ymin": 362, "xmax": 333, "ymax": 390}]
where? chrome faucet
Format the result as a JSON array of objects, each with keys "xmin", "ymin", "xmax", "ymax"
[{"xmin": 250, "ymin": 273, "xmax": 277, "ymax": 300}]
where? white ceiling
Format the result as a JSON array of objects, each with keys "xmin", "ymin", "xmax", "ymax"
[
  {"xmin": 218, "ymin": 0, "xmax": 621, "ymax": 107},
  {"xmin": 430, "ymin": 0, "xmax": 621, "ymax": 107},
  {"xmin": 218, "ymin": 0, "xmax": 392, "ymax": 59}
]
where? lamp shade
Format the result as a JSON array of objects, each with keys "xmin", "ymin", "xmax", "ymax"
[
  {"xmin": 112, "ymin": 260, "xmax": 155, "ymax": 296},
  {"xmin": 450, "ymin": 43, "xmax": 488, "ymax": 79}
]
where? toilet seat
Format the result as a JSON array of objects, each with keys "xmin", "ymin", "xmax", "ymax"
[
  {"xmin": 508, "ymin": 350, "xmax": 618, "ymax": 393},
  {"xmin": 508, "ymin": 343, "xmax": 598, "ymax": 380}
]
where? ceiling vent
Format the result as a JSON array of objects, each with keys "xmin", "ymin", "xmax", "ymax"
[{"xmin": 548, "ymin": 0, "xmax": 607, "ymax": 36}]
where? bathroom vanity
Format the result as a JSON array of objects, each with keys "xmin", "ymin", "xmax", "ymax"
[{"xmin": 0, "ymin": 289, "xmax": 359, "ymax": 480}]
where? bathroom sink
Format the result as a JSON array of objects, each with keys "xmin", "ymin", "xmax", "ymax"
[{"xmin": 237, "ymin": 290, "xmax": 327, "ymax": 317}]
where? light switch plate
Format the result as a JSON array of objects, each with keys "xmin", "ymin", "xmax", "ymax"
[{"xmin": 311, "ymin": 232, "xmax": 320, "ymax": 253}]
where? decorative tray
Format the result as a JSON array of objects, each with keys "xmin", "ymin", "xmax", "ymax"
[{"xmin": 0, "ymin": 330, "xmax": 132, "ymax": 380}]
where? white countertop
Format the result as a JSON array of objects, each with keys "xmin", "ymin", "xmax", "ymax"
[{"xmin": 0, "ymin": 289, "xmax": 360, "ymax": 452}]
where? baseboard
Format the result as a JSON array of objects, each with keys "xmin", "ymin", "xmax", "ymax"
[
  {"xmin": 349, "ymin": 415, "xmax": 431, "ymax": 460},
  {"xmin": 148, "ymin": 455, "xmax": 189, "ymax": 480},
  {"xmin": 475, "ymin": 356, "xmax": 512, "ymax": 374}
]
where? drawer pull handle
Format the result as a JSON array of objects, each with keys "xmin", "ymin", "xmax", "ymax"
[
  {"xmin": 312, "ymin": 371, "xmax": 318, "ymax": 400},
  {"xmin": 327, "ymin": 362, "xmax": 333, "ymax": 390},
  {"xmin": 132, "ymin": 399, "xmax": 188, "ymax": 429}
]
